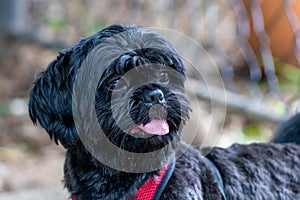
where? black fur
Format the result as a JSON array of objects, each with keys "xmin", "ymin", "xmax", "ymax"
[
  {"xmin": 29, "ymin": 24, "xmax": 300, "ymax": 199},
  {"xmin": 272, "ymin": 113, "xmax": 300, "ymax": 144}
]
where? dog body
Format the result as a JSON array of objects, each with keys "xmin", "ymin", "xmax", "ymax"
[{"xmin": 29, "ymin": 25, "xmax": 300, "ymax": 200}]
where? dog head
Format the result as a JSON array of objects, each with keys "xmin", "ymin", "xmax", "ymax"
[{"xmin": 29, "ymin": 25, "xmax": 190, "ymax": 156}]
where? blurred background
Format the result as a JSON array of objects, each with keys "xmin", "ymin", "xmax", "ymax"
[{"xmin": 0, "ymin": 0, "xmax": 300, "ymax": 199}]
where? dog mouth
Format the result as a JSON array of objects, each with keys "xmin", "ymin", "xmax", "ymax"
[
  {"xmin": 130, "ymin": 119, "xmax": 169, "ymax": 137},
  {"xmin": 128, "ymin": 101, "xmax": 170, "ymax": 138}
]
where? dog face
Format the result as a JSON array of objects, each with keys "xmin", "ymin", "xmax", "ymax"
[
  {"xmin": 95, "ymin": 48, "xmax": 190, "ymax": 153},
  {"xmin": 29, "ymin": 25, "xmax": 190, "ymax": 157}
]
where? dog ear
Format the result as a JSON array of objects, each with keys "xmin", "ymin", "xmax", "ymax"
[{"xmin": 28, "ymin": 51, "xmax": 79, "ymax": 148}]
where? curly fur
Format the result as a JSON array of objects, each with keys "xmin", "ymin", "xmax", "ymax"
[{"xmin": 29, "ymin": 24, "xmax": 300, "ymax": 200}]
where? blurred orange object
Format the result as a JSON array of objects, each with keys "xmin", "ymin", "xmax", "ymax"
[{"xmin": 246, "ymin": 0, "xmax": 300, "ymax": 67}]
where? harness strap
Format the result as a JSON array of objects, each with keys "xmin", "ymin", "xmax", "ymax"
[
  {"xmin": 203, "ymin": 157, "xmax": 227, "ymax": 200},
  {"xmin": 71, "ymin": 159, "xmax": 226, "ymax": 200},
  {"xmin": 152, "ymin": 162, "xmax": 175, "ymax": 200},
  {"xmin": 70, "ymin": 163, "xmax": 174, "ymax": 200},
  {"xmin": 130, "ymin": 162, "xmax": 175, "ymax": 200}
]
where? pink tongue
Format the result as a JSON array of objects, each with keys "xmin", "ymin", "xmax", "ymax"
[{"xmin": 138, "ymin": 119, "xmax": 169, "ymax": 135}]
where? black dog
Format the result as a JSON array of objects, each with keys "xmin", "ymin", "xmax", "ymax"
[
  {"xmin": 272, "ymin": 113, "xmax": 300, "ymax": 144},
  {"xmin": 29, "ymin": 25, "xmax": 300, "ymax": 200}
]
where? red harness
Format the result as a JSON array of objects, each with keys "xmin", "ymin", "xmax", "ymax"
[
  {"xmin": 71, "ymin": 164, "xmax": 173, "ymax": 200},
  {"xmin": 129, "ymin": 165, "xmax": 168, "ymax": 200}
]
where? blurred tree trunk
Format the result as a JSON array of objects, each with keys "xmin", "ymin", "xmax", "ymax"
[
  {"xmin": 0, "ymin": 0, "xmax": 28, "ymax": 35},
  {"xmin": 0, "ymin": 0, "xmax": 65, "ymax": 53},
  {"xmin": 0, "ymin": 0, "xmax": 29, "ymax": 57}
]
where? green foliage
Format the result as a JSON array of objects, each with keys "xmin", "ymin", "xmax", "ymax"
[
  {"xmin": 83, "ymin": 19, "xmax": 104, "ymax": 36},
  {"xmin": 271, "ymin": 101, "xmax": 286, "ymax": 116},
  {"xmin": 44, "ymin": 14, "xmax": 69, "ymax": 30},
  {"xmin": 274, "ymin": 59, "xmax": 300, "ymax": 96},
  {"xmin": 0, "ymin": 102, "xmax": 8, "ymax": 116},
  {"xmin": 275, "ymin": 59, "xmax": 300, "ymax": 83},
  {"xmin": 243, "ymin": 123, "xmax": 261, "ymax": 138},
  {"xmin": 241, "ymin": 123, "xmax": 271, "ymax": 143}
]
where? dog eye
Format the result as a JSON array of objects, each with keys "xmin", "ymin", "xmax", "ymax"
[
  {"xmin": 158, "ymin": 71, "xmax": 169, "ymax": 83},
  {"xmin": 109, "ymin": 77, "xmax": 128, "ymax": 91}
]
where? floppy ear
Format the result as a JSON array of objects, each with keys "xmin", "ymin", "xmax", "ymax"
[{"xmin": 28, "ymin": 51, "xmax": 79, "ymax": 148}]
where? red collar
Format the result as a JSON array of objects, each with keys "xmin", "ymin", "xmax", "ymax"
[{"xmin": 71, "ymin": 163, "xmax": 174, "ymax": 200}]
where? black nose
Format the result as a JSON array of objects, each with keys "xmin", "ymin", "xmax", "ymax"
[{"xmin": 143, "ymin": 89, "xmax": 165, "ymax": 105}]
